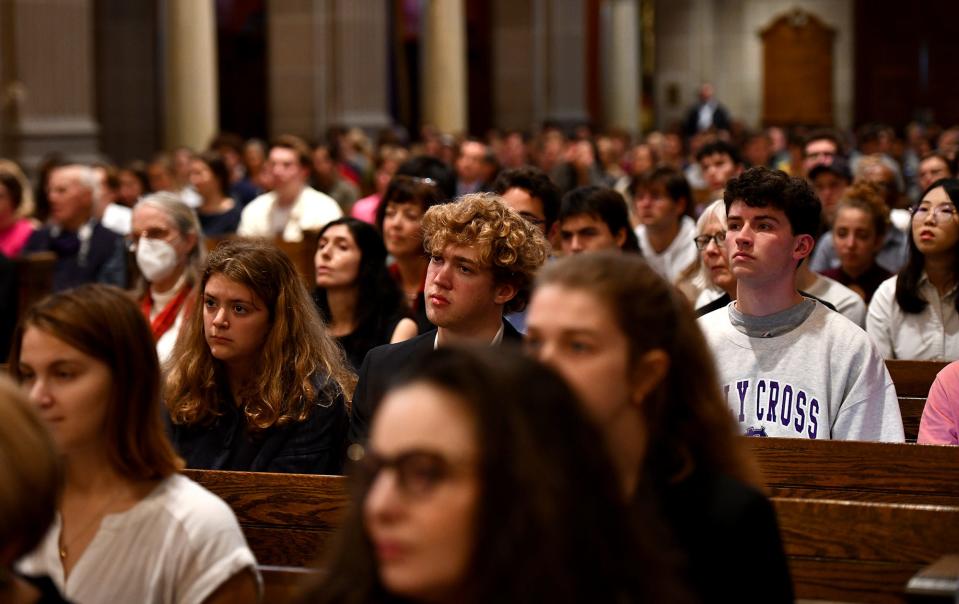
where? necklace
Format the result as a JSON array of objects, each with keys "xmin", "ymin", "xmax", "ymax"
[{"xmin": 58, "ymin": 490, "xmax": 122, "ymax": 561}]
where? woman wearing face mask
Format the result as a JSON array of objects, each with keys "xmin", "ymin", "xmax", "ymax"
[
  {"xmin": 526, "ymin": 252, "xmax": 793, "ymax": 604},
  {"xmin": 819, "ymin": 182, "xmax": 891, "ymax": 303},
  {"xmin": 304, "ymin": 346, "xmax": 690, "ymax": 604},
  {"xmin": 314, "ymin": 217, "xmax": 417, "ymax": 370},
  {"xmin": 867, "ymin": 178, "xmax": 959, "ymax": 360},
  {"xmin": 130, "ymin": 192, "xmax": 205, "ymax": 365},
  {"xmin": 165, "ymin": 239, "xmax": 353, "ymax": 474}
]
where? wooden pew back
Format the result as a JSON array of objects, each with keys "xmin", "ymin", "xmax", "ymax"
[
  {"xmin": 16, "ymin": 252, "xmax": 56, "ymax": 318},
  {"xmin": 183, "ymin": 469, "xmax": 349, "ymax": 567},
  {"xmin": 886, "ymin": 360, "xmax": 948, "ymax": 442},
  {"xmin": 203, "ymin": 232, "xmax": 320, "ymax": 289},
  {"xmin": 748, "ymin": 437, "xmax": 959, "ymax": 507},
  {"xmin": 774, "ymin": 497, "xmax": 959, "ymax": 603}
]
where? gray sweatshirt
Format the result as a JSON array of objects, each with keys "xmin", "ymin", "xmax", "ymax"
[{"xmin": 698, "ymin": 300, "xmax": 905, "ymax": 442}]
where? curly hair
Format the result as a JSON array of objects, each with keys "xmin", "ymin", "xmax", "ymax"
[
  {"xmin": 164, "ymin": 239, "xmax": 356, "ymax": 433},
  {"xmin": 834, "ymin": 180, "xmax": 891, "ymax": 242},
  {"xmin": 421, "ymin": 193, "xmax": 550, "ymax": 313}
]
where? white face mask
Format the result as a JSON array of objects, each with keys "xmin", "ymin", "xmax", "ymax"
[{"xmin": 136, "ymin": 237, "xmax": 179, "ymax": 283}]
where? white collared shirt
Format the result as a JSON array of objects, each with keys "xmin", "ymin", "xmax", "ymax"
[
  {"xmin": 866, "ymin": 274, "xmax": 959, "ymax": 360},
  {"xmin": 434, "ymin": 323, "xmax": 505, "ymax": 350},
  {"xmin": 635, "ymin": 215, "xmax": 699, "ymax": 283}
]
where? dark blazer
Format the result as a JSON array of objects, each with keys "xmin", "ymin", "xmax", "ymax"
[
  {"xmin": 349, "ymin": 320, "xmax": 522, "ymax": 447},
  {"xmin": 23, "ymin": 222, "xmax": 126, "ymax": 292}
]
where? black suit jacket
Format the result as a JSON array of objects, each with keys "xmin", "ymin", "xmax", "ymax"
[{"xmin": 348, "ymin": 321, "xmax": 522, "ymax": 447}]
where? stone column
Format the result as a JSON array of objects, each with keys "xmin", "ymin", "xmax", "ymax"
[
  {"xmin": 331, "ymin": 2, "xmax": 391, "ymax": 130},
  {"xmin": 421, "ymin": 0, "xmax": 467, "ymax": 134},
  {"xmin": 0, "ymin": 0, "xmax": 100, "ymax": 170},
  {"xmin": 163, "ymin": 0, "xmax": 219, "ymax": 151},
  {"xmin": 492, "ymin": 0, "xmax": 535, "ymax": 130},
  {"xmin": 542, "ymin": 0, "xmax": 589, "ymax": 127},
  {"xmin": 602, "ymin": 0, "xmax": 640, "ymax": 135}
]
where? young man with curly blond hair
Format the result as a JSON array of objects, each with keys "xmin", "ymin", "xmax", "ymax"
[{"xmin": 348, "ymin": 193, "xmax": 550, "ymax": 446}]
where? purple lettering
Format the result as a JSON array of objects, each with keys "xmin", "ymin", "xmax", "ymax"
[
  {"xmin": 794, "ymin": 391, "xmax": 806, "ymax": 434},
  {"xmin": 765, "ymin": 381, "xmax": 780, "ymax": 422},
  {"xmin": 755, "ymin": 380, "xmax": 766, "ymax": 421},
  {"xmin": 808, "ymin": 398, "xmax": 820, "ymax": 439},
  {"xmin": 736, "ymin": 381, "xmax": 749, "ymax": 423},
  {"xmin": 780, "ymin": 385, "xmax": 793, "ymax": 426}
]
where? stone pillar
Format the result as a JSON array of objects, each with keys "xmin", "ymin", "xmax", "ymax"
[
  {"xmin": 421, "ymin": 0, "xmax": 467, "ymax": 134},
  {"xmin": 602, "ymin": 0, "xmax": 640, "ymax": 136},
  {"xmin": 492, "ymin": 0, "xmax": 535, "ymax": 130},
  {"xmin": 163, "ymin": 0, "xmax": 219, "ymax": 151},
  {"xmin": 331, "ymin": 2, "xmax": 391, "ymax": 130},
  {"xmin": 542, "ymin": 0, "xmax": 589, "ymax": 127},
  {"xmin": 0, "ymin": 0, "xmax": 100, "ymax": 170}
]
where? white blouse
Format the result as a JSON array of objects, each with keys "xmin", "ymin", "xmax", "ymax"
[
  {"xmin": 17, "ymin": 474, "xmax": 259, "ymax": 604},
  {"xmin": 866, "ymin": 274, "xmax": 959, "ymax": 360}
]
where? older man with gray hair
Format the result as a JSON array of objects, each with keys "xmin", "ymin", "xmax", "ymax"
[{"xmin": 23, "ymin": 164, "xmax": 126, "ymax": 291}]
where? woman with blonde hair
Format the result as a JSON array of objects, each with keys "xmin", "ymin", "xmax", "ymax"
[
  {"xmin": 131, "ymin": 191, "xmax": 206, "ymax": 364},
  {"xmin": 11, "ymin": 284, "xmax": 258, "ymax": 603},
  {"xmin": 165, "ymin": 238, "xmax": 354, "ymax": 474}
]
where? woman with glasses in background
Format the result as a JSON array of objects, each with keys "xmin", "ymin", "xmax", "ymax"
[
  {"xmin": 867, "ymin": 178, "xmax": 959, "ymax": 360},
  {"xmin": 303, "ymin": 346, "xmax": 689, "ymax": 604}
]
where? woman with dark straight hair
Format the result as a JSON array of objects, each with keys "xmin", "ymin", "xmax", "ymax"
[
  {"xmin": 11, "ymin": 284, "xmax": 258, "ymax": 603},
  {"xmin": 165, "ymin": 238, "xmax": 354, "ymax": 474},
  {"xmin": 867, "ymin": 178, "xmax": 959, "ymax": 360},
  {"xmin": 527, "ymin": 252, "xmax": 793, "ymax": 604},
  {"xmin": 303, "ymin": 346, "xmax": 689, "ymax": 604},
  {"xmin": 314, "ymin": 217, "xmax": 417, "ymax": 370}
]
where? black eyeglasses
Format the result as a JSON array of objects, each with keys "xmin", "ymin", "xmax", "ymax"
[
  {"xmin": 694, "ymin": 231, "xmax": 726, "ymax": 251},
  {"xmin": 351, "ymin": 448, "xmax": 473, "ymax": 498}
]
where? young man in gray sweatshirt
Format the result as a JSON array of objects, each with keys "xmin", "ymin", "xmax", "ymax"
[{"xmin": 698, "ymin": 167, "xmax": 904, "ymax": 442}]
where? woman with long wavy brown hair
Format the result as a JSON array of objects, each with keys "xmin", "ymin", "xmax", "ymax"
[{"xmin": 164, "ymin": 238, "xmax": 355, "ymax": 474}]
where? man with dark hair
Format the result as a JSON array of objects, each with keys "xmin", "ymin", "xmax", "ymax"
[
  {"xmin": 802, "ymin": 129, "xmax": 842, "ymax": 177},
  {"xmin": 698, "ymin": 167, "xmax": 903, "ymax": 442},
  {"xmin": 696, "ymin": 140, "xmax": 743, "ymax": 197},
  {"xmin": 492, "ymin": 166, "xmax": 561, "ymax": 236},
  {"xmin": 349, "ymin": 193, "xmax": 550, "ymax": 447},
  {"xmin": 630, "ymin": 167, "xmax": 696, "ymax": 280},
  {"xmin": 237, "ymin": 134, "xmax": 342, "ymax": 241},
  {"xmin": 683, "ymin": 83, "xmax": 731, "ymax": 139},
  {"xmin": 455, "ymin": 139, "xmax": 491, "ymax": 196},
  {"xmin": 558, "ymin": 186, "xmax": 640, "ymax": 254},
  {"xmin": 311, "ymin": 143, "xmax": 359, "ymax": 213}
]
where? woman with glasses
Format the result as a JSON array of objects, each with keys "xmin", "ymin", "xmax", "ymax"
[
  {"xmin": 867, "ymin": 178, "xmax": 959, "ymax": 360},
  {"xmin": 130, "ymin": 192, "xmax": 205, "ymax": 365},
  {"xmin": 165, "ymin": 239, "xmax": 353, "ymax": 474},
  {"xmin": 690, "ymin": 199, "xmax": 738, "ymax": 315},
  {"xmin": 376, "ymin": 176, "xmax": 446, "ymax": 333},
  {"xmin": 303, "ymin": 346, "xmax": 688, "ymax": 604}
]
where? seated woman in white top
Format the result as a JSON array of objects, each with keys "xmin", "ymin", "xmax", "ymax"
[
  {"xmin": 131, "ymin": 192, "xmax": 206, "ymax": 366},
  {"xmin": 867, "ymin": 178, "xmax": 959, "ymax": 360},
  {"xmin": 12, "ymin": 284, "xmax": 258, "ymax": 604}
]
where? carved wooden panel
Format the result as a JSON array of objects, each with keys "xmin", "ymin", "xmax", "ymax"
[{"xmin": 761, "ymin": 9, "xmax": 834, "ymax": 126}]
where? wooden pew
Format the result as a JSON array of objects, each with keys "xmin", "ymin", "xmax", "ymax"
[
  {"xmin": 184, "ymin": 469, "xmax": 347, "ymax": 603},
  {"xmin": 774, "ymin": 497, "xmax": 959, "ymax": 603},
  {"xmin": 15, "ymin": 252, "xmax": 56, "ymax": 318},
  {"xmin": 748, "ymin": 437, "xmax": 959, "ymax": 507},
  {"xmin": 183, "ymin": 469, "xmax": 348, "ymax": 567},
  {"xmin": 906, "ymin": 555, "xmax": 959, "ymax": 603},
  {"xmin": 887, "ymin": 360, "xmax": 949, "ymax": 443}
]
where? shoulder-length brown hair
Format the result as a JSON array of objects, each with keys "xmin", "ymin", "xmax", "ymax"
[
  {"xmin": 9, "ymin": 285, "xmax": 182, "ymax": 480},
  {"xmin": 536, "ymin": 252, "xmax": 760, "ymax": 489},
  {"xmin": 165, "ymin": 238, "xmax": 356, "ymax": 433}
]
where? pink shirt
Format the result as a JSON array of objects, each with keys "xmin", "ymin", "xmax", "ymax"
[
  {"xmin": 0, "ymin": 218, "xmax": 35, "ymax": 257},
  {"xmin": 350, "ymin": 194, "xmax": 381, "ymax": 225},
  {"xmin": 918, "ymin": 361, "xmax": 959, "ymax": 445}
]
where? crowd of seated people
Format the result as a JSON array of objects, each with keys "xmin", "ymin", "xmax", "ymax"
[{"xmin": 4, "ymin": 116, "xmax": 959, "ymax": 602}]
